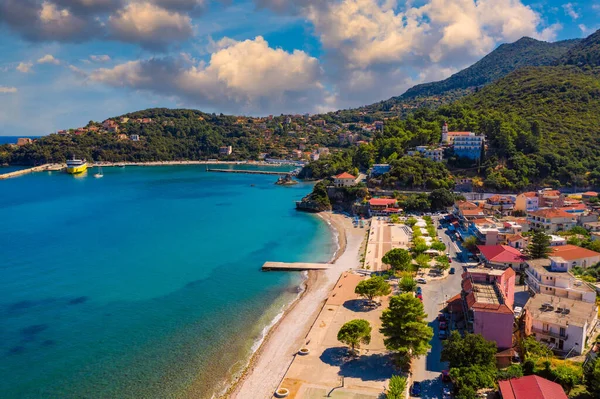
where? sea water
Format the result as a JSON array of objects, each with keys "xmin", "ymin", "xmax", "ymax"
[{"xmin": 0, "ymin": 165, "xmax": 335, "ymax": 398}]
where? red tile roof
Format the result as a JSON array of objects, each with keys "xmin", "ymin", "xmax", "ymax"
[
  {"xmin": 528, "ymin": 208, "xmax": 572, "ymax": 219},
  {"xmin": 369, "ymin": 198, "xmax": 398, "ymax": 206},
  {"xmin": 583, "ymin": 191, "xmax": 598, "ymax": 197},
  {"xmin": 521, "ymin": 191, "xmax": 537, "ymax": 198},
  {"xmin": 462, "ymin": 209, "xmax": 485, "ymax": 216},
  {"xmin": 551, "ymin": 244, "xmax": 600, "ymax": 261},
  {"xmin": 478, "ymin": 245, "xmax": 524, "ymax": 264},
  {"xmin": 335, "ymin": 172, "xmax": 356, "ymax": 179},
  {"xmin": 498, "ymin": 375, "xmax": 567, "ymax": 399},
  {"xmin": 448, "ymin": 131, "xmax": 472, "ymax": 136}
]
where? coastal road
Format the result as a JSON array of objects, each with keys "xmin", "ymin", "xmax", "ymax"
[{"xmin": 410, "ymin": 217, "xmax": 466, "ymax": 398}]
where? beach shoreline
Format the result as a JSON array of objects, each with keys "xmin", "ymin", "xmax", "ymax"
[
  {"xmin": 91, "ymin": 160, "xmax": 300, "ymax": 167},
  {"xmin": 221, "ymin": 212, "xmax": 364, "ymax": 399}
]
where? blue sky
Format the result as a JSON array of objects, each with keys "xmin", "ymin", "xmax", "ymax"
[{"xmin": 0, "ymin": 0, "xmax": 598, "ymax": 136}]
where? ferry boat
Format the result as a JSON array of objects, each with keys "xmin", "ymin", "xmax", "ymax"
[{"xmin": 66, "ymin": 158, "xmax": 88, "ymax": 174}]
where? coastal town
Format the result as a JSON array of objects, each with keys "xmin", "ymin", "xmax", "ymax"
[{"xmin": 234, "ymin": 178, "xmax": 600, "ymax": 399}]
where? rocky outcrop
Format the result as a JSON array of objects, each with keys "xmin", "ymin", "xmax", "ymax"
[
  {"xmin": 296, "ymin": 181, "xmax": 332, "ymax": 212},
  {"xmin": 275, "ymin": 174, "xmax": 298, "ymax": 186}
]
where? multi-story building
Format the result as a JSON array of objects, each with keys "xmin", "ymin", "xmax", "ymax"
[
  {"xmin": 408, "ymin": 146, "xmax": 443, "ymax": 162},
  {"xmin": 527, "ymin": 208, "xmax": 576, "ymax": 233},
  {"xmin": 369, "ymin": 198, "xmax": 401, "ymax": 216},
  {"xmin": 515, "ymin": 192, "xmax": 539, "ymax": 212},
  {"xmin": 460, "ymin": 267, "xmax": 516, "ymax": 349},
  {"xmin": 524, "ymin": 293, "xmax": 598, "ymax": 355},
  {"xmin": 453, "ymin": 200, "xmax": 485, "ymax": 222},
  {"xmin": 525, "ymin": 259, "xmax": 596, "ymax": 303},
  {"xmin": 453, "ymin": 134, "xmax": 485, "ymax": 160},
  {"xmin": 538, "ymin": 189, "xmax": 565, "ymax": 208},
  {"xmin": 484, "ymin": 195, "xmax": 515, "ymax": 215}
]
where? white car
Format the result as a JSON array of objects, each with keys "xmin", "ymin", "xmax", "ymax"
[
  {"xmin": 514, "ymin": 306, "xmax": 523, "ymax": 318},
  {"xmin": 416, "ymin": 278, "xmax": 427, "ymax": 284}
]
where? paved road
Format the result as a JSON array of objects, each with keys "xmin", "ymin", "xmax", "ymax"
[{"xmin": 410, "ymin": 217, "xmax": 465, "ymax": 398}]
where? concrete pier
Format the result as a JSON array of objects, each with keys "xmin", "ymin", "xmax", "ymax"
[
  {"xmin": 207, "ymin": 168, "xmax": 291, "ymax": 176},
  {"xmin": 262, "ymin": 262, "xmax": 330, "ymax": 271},
  {"xmin": 0, "ymin": 164, "xmax": 64, "ymax": 180}
]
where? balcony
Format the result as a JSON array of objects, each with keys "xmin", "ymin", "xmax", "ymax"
[{"xmin": 532, "ymin": 327, "xmax": 568, "ymax": 340}]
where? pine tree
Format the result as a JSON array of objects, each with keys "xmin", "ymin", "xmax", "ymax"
[
  {"xmin": 526, "ymin": 231, "xmax": 552, "ymax": 259},
  {"xmin": 380, "ymin": 293, "xmax": 433, "ymax": 363}
]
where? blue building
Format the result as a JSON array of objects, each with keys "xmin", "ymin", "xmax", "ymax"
[
  {"xmin": 453, "ymin": 134, "xmax": 484, "ymax": 160},
  {"xmin": 370, "ymin": 164, "xmax": 391, "ymax": 176}
]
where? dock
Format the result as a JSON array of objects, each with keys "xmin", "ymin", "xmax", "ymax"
[
  {"xmin": 0, "ymin": 164, "xmax": 64, "ymax": 180},
  {"xmin": 207, "ymin": 168, "xmax": 292, "ymax": 176},
  {"xmin": 262, "ymin": 262, "xmax": 330, "ymax": 271}
]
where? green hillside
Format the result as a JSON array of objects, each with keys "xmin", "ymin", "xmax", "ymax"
[
  {"xmin": 356, "ymin": 37, "xmax": 580, "ymax": 117},
  {"xmin": 561, "ymin": 29, "xmax": 600, "ymax": 67}
]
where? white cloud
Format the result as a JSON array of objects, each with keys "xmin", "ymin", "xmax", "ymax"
[
  {"xmin": 17, "ymin": 62, "xmax": 34, "ymax": 73},
  {"xmin": 301, "ymin": 0, "xmax": 560, "ymax": 109},
  {"xmin": 38, "ymin": 54, "xmax": 61, "ymax": 64},
  {"xmin": 562, "ymin": 3, "xmax": 579, "ymax": 20},
  {"xmin": 0, "ymin": 86, "xmax": 18, "ymax": 94},
  {"xmin": 89, "ymin": 36, "xmax": 326, "ymax": 114},
  {"xmin": 90, "ymin": 54, "xmax": 111, "ymax": 62},
  {"xmin": 108, "ymin": 2, "xmax": 194, "ymax": 50}
]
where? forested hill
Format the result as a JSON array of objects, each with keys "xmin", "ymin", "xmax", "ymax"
[
  {"xmin": 356, "ymin": 37, "xmax": 580, "ymax": 117},
  {"xmin": 561, "ymin": 29, "xmax": 600, "ymax": 67}
]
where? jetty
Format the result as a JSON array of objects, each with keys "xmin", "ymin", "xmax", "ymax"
[
  {"xmin": 0, "ymin": 164, "xmax": 64, "ymax": 180},
  {"xmin": 262, "ymin": 262, "xmax": 330, "ymax": 271},
  {"xmin": 207, "ymin": 168, "xmax": 291, "ymax": 176}
]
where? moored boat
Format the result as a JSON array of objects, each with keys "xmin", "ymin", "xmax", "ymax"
[{"xmin": 66, "ymin": 158, "xmax": 87, "ymax": 174}]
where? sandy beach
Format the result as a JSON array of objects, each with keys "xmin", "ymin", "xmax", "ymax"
[{"xmin": 225, "ymin": 212, "xmax": 366, "ymax": 399}]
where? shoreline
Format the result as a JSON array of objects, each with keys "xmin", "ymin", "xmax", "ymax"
[
  {"xmin": 222, "ymin": 212, "xmax": 363, "ymax": 399},
  {"xmin": 91, "ymin": 160, "xmax": 302, "ymax": 167}
]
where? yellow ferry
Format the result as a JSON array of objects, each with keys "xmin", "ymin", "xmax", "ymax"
[{"xmin": 66, "ymin": 158, "xmax": 88, "ymax": 174}]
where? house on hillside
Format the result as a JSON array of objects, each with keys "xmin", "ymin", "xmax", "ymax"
[
  {"xmin": 369, "ymin": 198, "xmax": 401, "ymax": 216},
  {"xmin": 333, "ymin": 172, "xmax": 357, "ymax": 188}
]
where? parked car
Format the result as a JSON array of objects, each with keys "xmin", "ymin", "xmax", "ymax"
[
  {"xmin": 410, "ymin": 381, "xmax": 422, "ymax": 397},
  {"xmin": 416, "ymin": 293, "xmax": 423, "ymax": 300},
  {"xmin": 438, "ymin": 225, "xmax": 443, "ymax": 229},
  {"xmin": 438, "ymin": 313, "xmax": 447, "ymax": 322},
  {"xmin": 449, "ymin": 267, "xmax": 455, "ymax": 274},
  {"xmin": 439, "ymin": 329, "xmax": 448, "ymax": 339},
  {"xmin": 416, "ymin": 287, "xmax": 422, "ymax": 295},
  {"xmin": 416, "ymin": 278, "xmax": 427, "ymax": 284},
  {"xmin": 441, "ymin": 369, "xmax": 451, "ymax": 382},
  {"xmin": 513, "ymin": 306, "xmax": 523, "ymax": 318},
  {"xmin": 448, "ymin": 258, "xmax": 452, "ymax": 263},
  {"xmin": 512, "ymin": 352, "xmax": 521, "ymax": 363},
  {"xmin": 439, "ymin": 321, "xmax": 447, "ymax": 330}
]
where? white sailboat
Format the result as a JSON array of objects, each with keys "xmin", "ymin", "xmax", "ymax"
[{"xmin": 94, "ymin": 166, "xmax": 104, "ymax": 178}]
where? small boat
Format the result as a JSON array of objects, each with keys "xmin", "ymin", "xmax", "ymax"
[
  {"xmin": 94, "ymin": 166, "xmax": 104, "ymax": 178},
  {"xmin": 250, "ymin": 184, "xmax": 255, "ymax": 187},
  {"xmin": 117, "ymin": 164, "xmax": 125, "ymax": 168}
]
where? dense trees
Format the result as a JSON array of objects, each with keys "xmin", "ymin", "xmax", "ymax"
[
  {"xmin": 380, "ymin": 293, "xmax": 433, "ymax": 365},
  {"xmin": 337, "ymin": 319, "xmax": 372, "ymax": 354},
  {"xmin": 354, "ymin": 276, "xmax": 391, "ymax": 302}
]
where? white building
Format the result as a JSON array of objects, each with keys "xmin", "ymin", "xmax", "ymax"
[
  {"xmin": 408, "ymin": 146, "xmax": 443, "ymax": 162},
  {"xmin": 524, "ymin": 293, "xmax": 598, "ymax": 355},
  {"xmin": 219, "ymin": 146, "xmax": 233, "ymax": 156},
  {"xmin": 130, "ymin": 134, "xmax": 140, "ymax": 142},
  {"xmin": 333, "ymin": 172, "xmax": 357, "ymax": 187},
  {"xmin": 525, "ymin": 259, "xmax": 597, "ymax": 303}
]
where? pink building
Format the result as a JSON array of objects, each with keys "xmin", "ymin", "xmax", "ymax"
[{"xmin": 461, "ymin": 267, "xmax": 516, "ymax": 349}]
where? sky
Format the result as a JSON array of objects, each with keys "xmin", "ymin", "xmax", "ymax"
[{"xmin": 0, "ymin": 0, "xmax": 598, "ymax": 136}]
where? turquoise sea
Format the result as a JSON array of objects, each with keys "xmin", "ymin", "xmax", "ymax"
[{"xmin": 0, "ymin": 165, "xmax": 335, "ymax": 398}]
